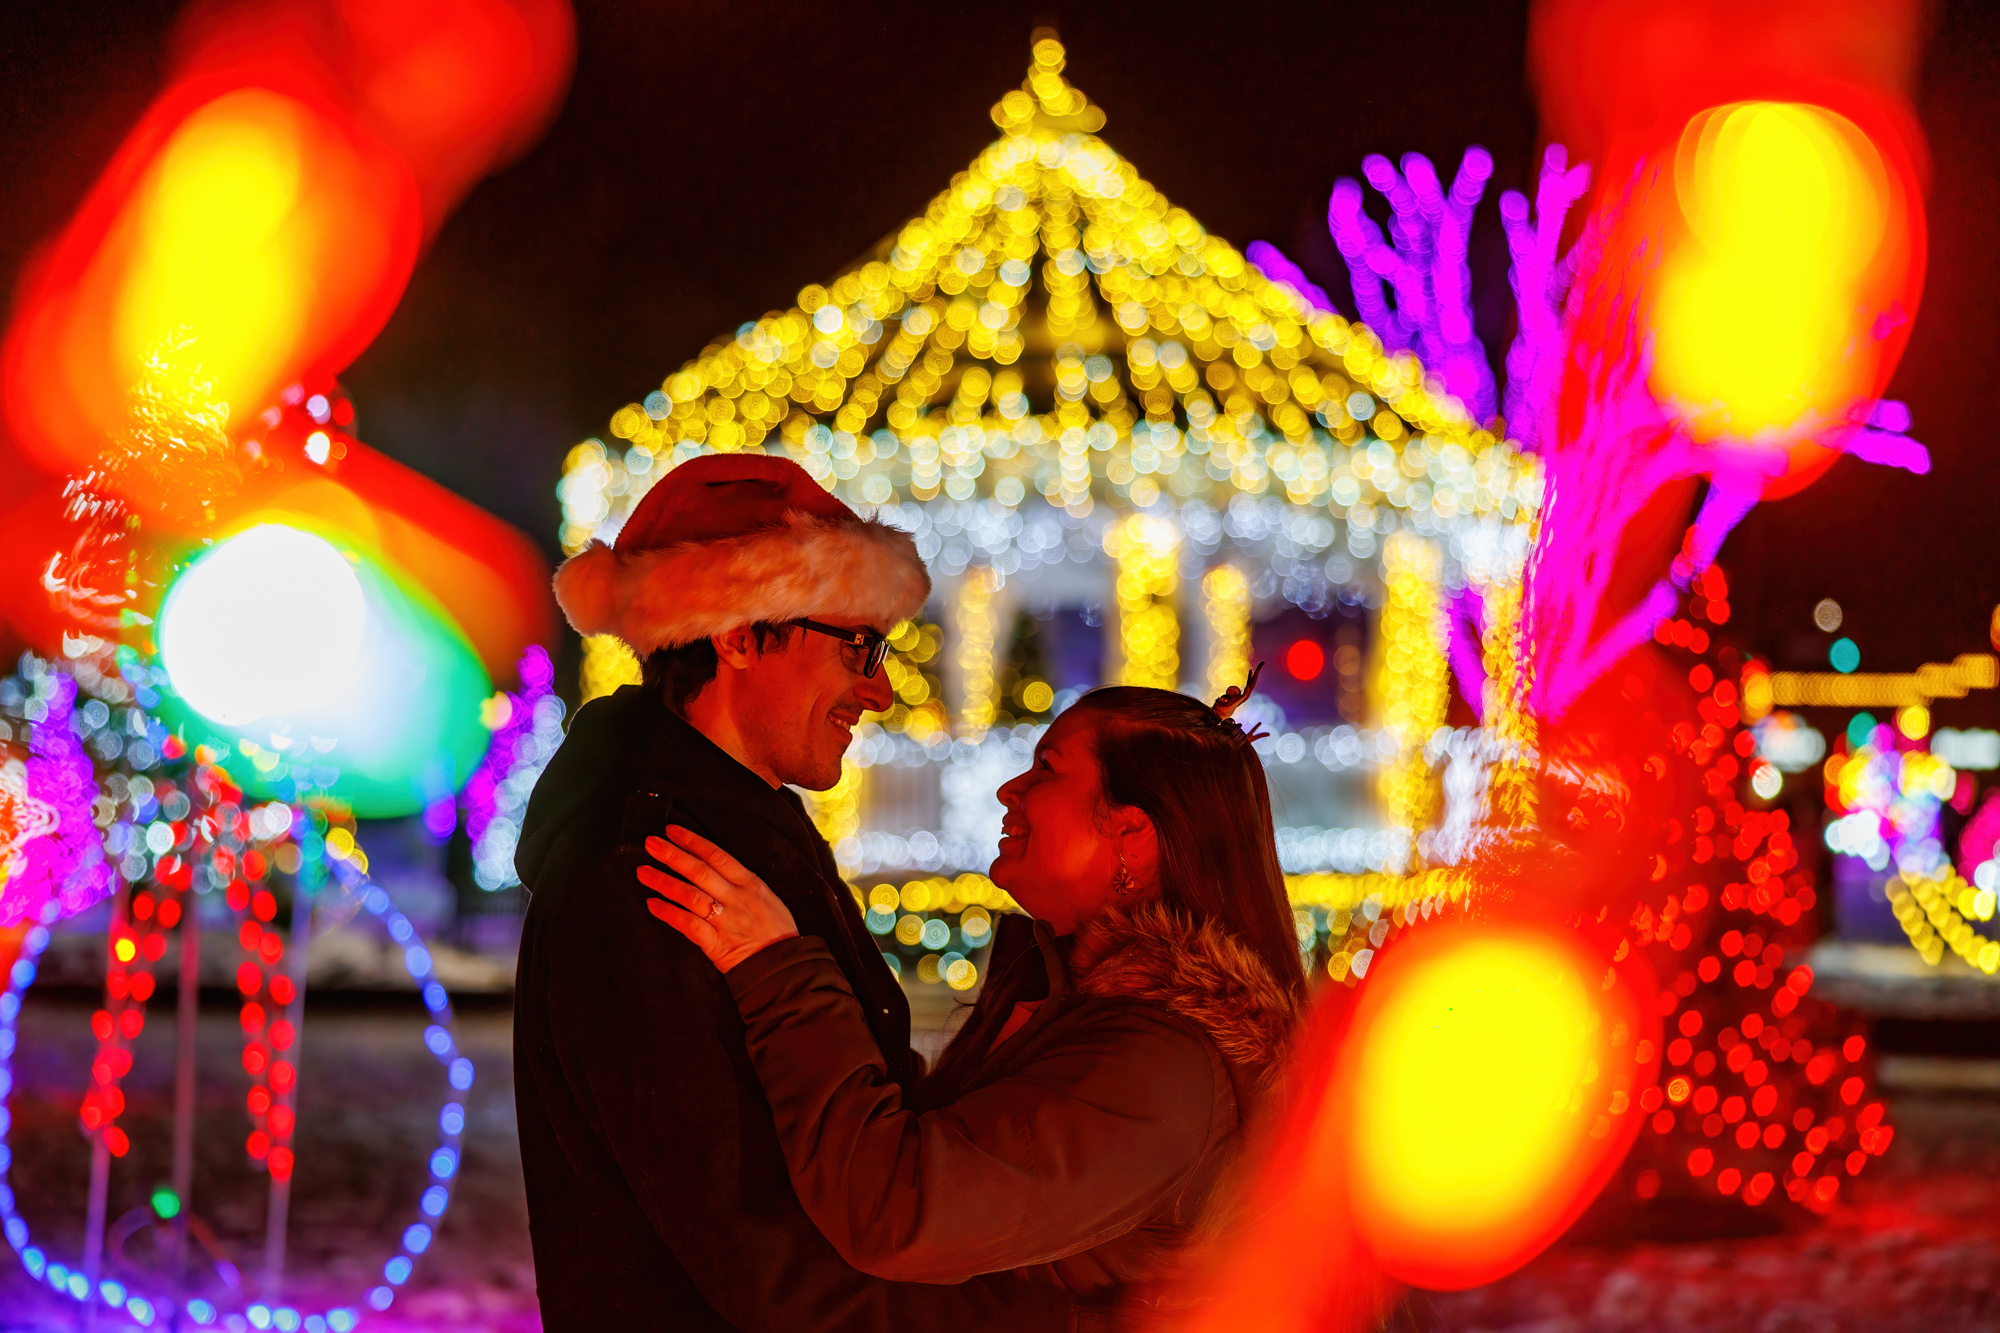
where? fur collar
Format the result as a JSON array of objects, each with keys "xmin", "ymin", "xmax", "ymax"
[{"xmin": 1067, "ymin": 900, "xmax": 1299, "ymax": 1109}]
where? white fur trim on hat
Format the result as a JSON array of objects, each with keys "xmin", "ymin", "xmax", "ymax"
[{"xmin": 552, "ymin": 511, "xmax": 931, "ymax": 655}]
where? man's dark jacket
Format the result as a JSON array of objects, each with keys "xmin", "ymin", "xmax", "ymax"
[{"xmin": 513, "ymin": 683, "xmax": 1072, "ymax": 1331}]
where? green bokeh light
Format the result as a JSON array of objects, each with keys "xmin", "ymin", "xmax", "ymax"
[
  {"xmin": 1847, "ymin": 712, "xmax": 1878, "ymax": 750},
  {"xmin": 155, "ymin": 522, "xmax": 493, "ymax": 818}
]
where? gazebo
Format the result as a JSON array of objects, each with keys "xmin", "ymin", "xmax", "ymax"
[{"xmin": 552, "ymin": 33, "xmax": 1537, "ymax": 988}]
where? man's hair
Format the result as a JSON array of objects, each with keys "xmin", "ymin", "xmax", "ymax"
[{"xmin": 642, "ymin": 622, "xmax": 796, "ymax": 715}]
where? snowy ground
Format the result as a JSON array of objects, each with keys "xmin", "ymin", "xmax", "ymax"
[
  {"xmin": 0, "ymin": 991, "xmax": 1994, "ymax": 1332},
  {"xmin": 1422, "ymin": 1091, "xmax": 2000, "ymax": 1332}
]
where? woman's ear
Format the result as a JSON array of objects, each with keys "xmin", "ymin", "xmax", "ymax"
[
  {"xmin": 1106, "ymin": 805, "xmax": 1161, "ymax": 885},
  {"xmin": 1100, "ymin": 802, "xmax": 1153, "ymax": 841}
]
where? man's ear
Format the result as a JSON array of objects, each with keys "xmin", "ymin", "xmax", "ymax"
[{"xmin": 712, "ymin": 625, "xmax": 760, "ymax": 670}]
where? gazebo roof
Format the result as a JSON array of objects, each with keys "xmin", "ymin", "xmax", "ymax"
[{"xmin": 571, "ymin": 34, "xmax": 1520, "ymax": 555}]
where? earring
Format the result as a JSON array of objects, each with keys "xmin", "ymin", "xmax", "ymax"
[{"xmin": 1110, "ymin": 850, "xmax": 1136, "ymax": 897}]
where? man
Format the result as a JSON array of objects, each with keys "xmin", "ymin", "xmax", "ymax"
[{"xmin": 513, "ymin": 454, "xmax": 1072, "ymax": 1330}]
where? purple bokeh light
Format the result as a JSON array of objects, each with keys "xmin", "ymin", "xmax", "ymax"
[{"xmin": 3, "ymin": 666, "xmax": 116, "ymax": 927}]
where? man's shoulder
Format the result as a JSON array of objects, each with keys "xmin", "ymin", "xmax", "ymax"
[{"xmin": 524, "ymin": 744, "xmax": 808, "ymax": 902}]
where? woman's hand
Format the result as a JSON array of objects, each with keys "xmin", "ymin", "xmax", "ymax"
[{"xmin": 639, "ymin": 825, "xmax": 799, "ymax": 973}]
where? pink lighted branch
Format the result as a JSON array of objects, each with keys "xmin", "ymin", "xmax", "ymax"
[
  {"xmin": 1445, "ymin": 587, "xmax": 1490, "ymax": 720},
  {"xmin": 1519, "ymin": 293, "xmax": 1932, "ymax": 721},
  {"xmin": 1327, "ymin": 148, "xmax": 1498, "ymax": 424},
  {"xmin": 1499, "ymin": 145, "xmax": 1592, "ymax": 453},
  {"xmin": 1484, "ymin": 151, "xmax": 1931, "ymax": 721},
  {"xmin": 1254, "ymin": 138, "xmax": 1935, "ymax": 725}
]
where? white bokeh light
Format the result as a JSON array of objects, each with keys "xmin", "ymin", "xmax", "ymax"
[{"xmin": 159, "ymin": 524, "xmax": 366, "ymax": 726}]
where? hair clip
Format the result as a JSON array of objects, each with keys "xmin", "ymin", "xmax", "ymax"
[
  {"xmin": 1211, "ymin": 661, "xmax": 1265, "ymax": 720},
  {"xmin": 1211, "ymin": 662, "xmax": 1270, "ymax": 742}
]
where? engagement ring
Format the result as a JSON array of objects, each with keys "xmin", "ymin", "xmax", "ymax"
[{"xmin": 707, "ymin": 900, "xmax": 724, "ymax": 919}]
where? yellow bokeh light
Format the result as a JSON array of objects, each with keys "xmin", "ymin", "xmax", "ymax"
[
  {"xmin": 1740, "ymin": 668, "xmax": 1774, "ymax": 722},
  {"xmin": 117, "ymin": 91, "xmax": 309, "ymax": 410},
  {"xmin": 1347, "ymin": 933, "xmax": 1601, "ymax": 1243},
  {"xmin": 1651, "ymin": 102, "xmax": 1890, "ymax": 441},
  {"xmin": 1320, "ymin": 923, "xmax": 1654, "ymax": 1290},
  {"xmin": 1888, "ymin": 869, "xmax": 2000, "ymax": 973},
  {"xmin": 801, "ymin": 758, "xmax": 864, "ymax": 850},
  {"xmin": 579, "ymin": 633, "xmax": 641, "ymax": 704}
]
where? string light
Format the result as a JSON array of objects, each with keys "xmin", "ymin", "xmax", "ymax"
[
  {"xmin": 1480, "ymin": 577, "xmax": 1538, "ymax": 831},
  {"xmin": 466, "ymin": 647, "xmax": 565, "ymax": 890},
  {"xmin": 862, "ymin": 872, "xmax": 1017, "ymax": 987},
  {"xmin": 563, "ymin": 35, "xmax": 1526, "ymax": 549},
  {"xmin": 1608, "ymin": 569, "xmax": 1885, "ymax": 1216},
  {"xmin": 0, "ymin": 777, "xmax": 471, "ymax": 1329},
  {"xmin": 2, "ymin": 664, "xmax": 117, "ymax": 926},
  {"xmin": 877, "ymin": 619, "xmax": 949, "ymax": 738}
]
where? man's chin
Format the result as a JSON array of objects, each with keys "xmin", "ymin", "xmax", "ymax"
[
  {"xmin": 796, "ymin": 744, "xmax": 851, "ymax": 792},
  {"xmin": 794, "ymin": 766, "xmax": 842, "ymax": 792}
]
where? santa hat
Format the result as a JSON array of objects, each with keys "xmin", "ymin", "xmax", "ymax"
[{"xmin": 552, "ymin": 454, "xmax": 930, "ymax": 656}]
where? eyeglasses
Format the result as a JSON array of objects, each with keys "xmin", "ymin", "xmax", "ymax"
[{"xmin": 795, "ymin": 619, "xmax": 891, "ymax": 678}]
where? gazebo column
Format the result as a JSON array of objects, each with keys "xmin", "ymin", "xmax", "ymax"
[
  {"xmin": 954, "ymin": 565, "xmax": 1004, "ymax": 739},
  {"xmin": 1202, "ymin": 564, "xmax": 1252, "ymax": 700},
  {"xmin": 1108, "ymin": 514, "xmax": 1181, "ymax": 690},
  {"xmin": 1372, "ymin": 533, "xmax": 1450, "ymax": 856}
]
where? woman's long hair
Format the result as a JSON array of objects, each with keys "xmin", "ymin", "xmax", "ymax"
[
  {"xmin": 918, "ymin": 686, "xmax": 1304, "ymax": 1106},
  {"xmin": 1071, "ymin": 686, "xmax": 1308, "ymax": 1003}
]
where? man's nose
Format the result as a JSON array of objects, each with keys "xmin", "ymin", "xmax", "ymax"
[{"xmin": 857, "ymin": 667, "xmax": 894, "ymax": 713}]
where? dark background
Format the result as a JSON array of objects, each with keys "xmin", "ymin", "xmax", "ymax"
[{"xmin": 4, "ymin": 0, "xmax": 1998, "ymax": 713}]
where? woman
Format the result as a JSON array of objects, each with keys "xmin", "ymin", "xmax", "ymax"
[{"xmin": 639, "ymin": 684, "xmax": 1304, "ymax": 1315}]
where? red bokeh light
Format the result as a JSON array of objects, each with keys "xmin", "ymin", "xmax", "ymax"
[{"xmin": 1285, "ymin": 638, "xmax": 1326, "ymax": 681}]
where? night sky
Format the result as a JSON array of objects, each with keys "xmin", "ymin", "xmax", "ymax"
[{"xmin": 5, "ymin": 1, "xmax": 1999, "ymax": 718}]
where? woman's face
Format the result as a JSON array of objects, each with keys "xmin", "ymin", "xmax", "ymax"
[{"xmin": 990, "ymin": 709, "xmax": 1144, "ymax": 935}]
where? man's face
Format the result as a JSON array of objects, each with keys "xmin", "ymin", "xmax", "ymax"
[{"xmin": 736, "ymin": 622, "xmax": 894, "ymax": 790}]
